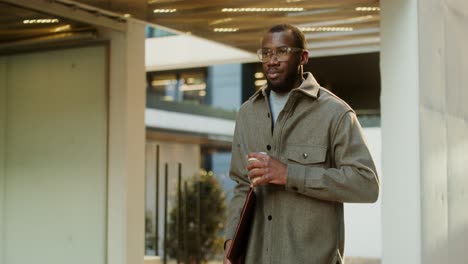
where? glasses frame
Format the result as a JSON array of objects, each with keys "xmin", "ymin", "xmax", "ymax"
[{"xmin": 256, "ymin": 46, "xmax": 305, "ymax": 62}]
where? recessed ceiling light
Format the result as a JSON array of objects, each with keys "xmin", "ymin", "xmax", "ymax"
[
  {"xmin": 300, "ymin": 27, "xmax": 353, "ymax": 32},
  {"xmin": 52, "ymin": 24, "xmax": 71, "ymax": 32},
  {"xmin": 355, "ymin": 7, "xmax": 380, "ymax": 12},
  {"xmin": 153, "ymin": 9, "xmax": 177, "ymax": 13},
  {"xmin": 209, "ymin": 17, "xmax": 233, "ymax": 26},
  {"xmin": 148, "ymin": 0, "xmax": 183, "ymax": 3},
  {"xmin": 221, "ymin": 7, "xmax": 304, "ymax": 12},
  {"xmin": 23, "ymin": 18, "xmax": 60, "ymax": 24},
  {"xmin": 214, "ymin": 28, "xmax": 239, "ymax": 32}
]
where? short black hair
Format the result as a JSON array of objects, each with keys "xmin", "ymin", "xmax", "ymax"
[{"xmin": 266, "ymin": 24, "xmax": 307, "ymax": 49}]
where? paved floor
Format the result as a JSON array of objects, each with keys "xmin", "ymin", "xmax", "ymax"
[
  {"xmin": 345, "ymin": 257, "xmax": 381, "ymax": 264},
  {"xmin": 209, "ymin": 257, "xmax": 380, "ymax": 264},
  {"xmin": 155, "ymin": 257, "xmax": 381, "ymax": 264}
]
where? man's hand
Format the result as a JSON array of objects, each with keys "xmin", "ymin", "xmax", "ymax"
[
  {"xmin": 246, "ymin": 152, "xmax": 287, "ymax": 187},
  {"xmin": 223, "ymin": 240, "xmax": 233, "ymax": 264}
]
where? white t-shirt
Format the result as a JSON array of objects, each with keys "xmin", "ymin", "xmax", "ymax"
[{"xmin": 269, "ymin": 90, "xmax": 290, "ymax": 125}]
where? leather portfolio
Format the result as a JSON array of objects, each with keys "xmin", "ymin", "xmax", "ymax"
[{"xmin": 226, "ymin": 188, "xmax": 256, "ymax": 264}]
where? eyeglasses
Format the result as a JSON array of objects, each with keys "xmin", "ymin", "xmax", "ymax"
[{"xmin": 256, "ymin": 46, "xmax": 304, "ymax": 62}]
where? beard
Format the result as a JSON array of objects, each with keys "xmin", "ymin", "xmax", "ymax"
[{"xmin": 267, "ymin": 66, "xmax": 302, "ymax": 93}]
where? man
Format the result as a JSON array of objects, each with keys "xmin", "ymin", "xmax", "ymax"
[{"xmin": 224, "ymin": 24, "xmax": 380, "ymax": 264}]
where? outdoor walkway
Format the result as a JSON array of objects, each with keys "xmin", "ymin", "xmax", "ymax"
[
  {"xmin": 345, "ymin": 257, "xmax": 381, "ymax": 264},
  {"xmin": 149, "ymin": 257, "xmax": 382, "ymax": 264}
]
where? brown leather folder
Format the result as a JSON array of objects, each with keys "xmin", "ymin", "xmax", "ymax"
[{"xmin": 226, "ymin": 188, "xmax": 256, "ymax": 264}]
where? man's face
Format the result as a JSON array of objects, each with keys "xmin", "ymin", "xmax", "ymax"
[{"xmin": 261, "ymin": 31, "xmax": 306, "ymax": 93}]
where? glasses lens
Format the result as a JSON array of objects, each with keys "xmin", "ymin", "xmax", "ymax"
[
  {"xmin": 257, "ymin": 49, "xmax": 268, "ymax": 62},
  {"xmin": 276, "ymin": 47, "xmax": 290, "ymax": 60},
  {"xmin": 257, "ymin": 47, "xmax": 302, "ymax": 62}
]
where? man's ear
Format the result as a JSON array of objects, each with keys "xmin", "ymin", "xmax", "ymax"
[{"xmin": 300, "ymin": 50, "xmax": 309, "ymax": 65}]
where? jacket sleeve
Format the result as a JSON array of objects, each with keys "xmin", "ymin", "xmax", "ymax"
[
  {"xmin": 224, "ymin": 117, "xmax": 252, "ymax": 241},
  {"xmin": 285, "ymin": 110, "xmax": 380, "ymax": 203}
]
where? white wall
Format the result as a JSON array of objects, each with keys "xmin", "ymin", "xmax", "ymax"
[
  {"xmin": 145, "ymin": 141, "xmax": 201, "ymax": 256},
  {"xmin": 344, "ymin": 127, "xmax": 382, "ymax": 259},
  {"xmin": 1, "ymin": 46, "xmax": 108, "ymax": 264},
  {"xmin": 145, "ymin": 109, "xmax": 234, "ymax": 137},
  {"xmin": 418, "ymin": 1, "xmax": 468, "ymax": 263},
  {"xmin": 145, "ymin": 35, "xmax": 256, "ymax": 71}
]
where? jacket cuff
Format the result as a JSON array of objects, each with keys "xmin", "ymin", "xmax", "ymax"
[{"xmin": 285, "ymin": 164, "xmax": 305, "ymax": 193}]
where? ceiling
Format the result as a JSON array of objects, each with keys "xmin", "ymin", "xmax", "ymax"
[{"xmin": 1, "ymin": 0, "xmax": 380, "ymax": 55}]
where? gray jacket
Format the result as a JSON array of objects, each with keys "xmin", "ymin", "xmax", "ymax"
[{"xmin": 225, "ymin": 72, "xmax": 380, "ymax": 264}]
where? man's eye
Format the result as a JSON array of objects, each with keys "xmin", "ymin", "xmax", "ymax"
[
  {"xmin": 277, "ymin": 48, "xmax": 288, "ymax": 55},
  {"xmin": 262, "ymin": 50, "xmax": 271, "ymax": 56}
]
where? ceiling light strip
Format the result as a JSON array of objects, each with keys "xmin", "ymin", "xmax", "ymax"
[
  {"xmin": 52, "ymin": 24, "xmax": 72, "ymax": 32},
  {"xmin": 304, "ymin": 28, "xmax": 379, "ymax": 39},
  {"xmin": 222, "ymin": 7, "xmax": 304, "ymax": 12},
  {"xmin": 209, "ymin": 18, "xmax": 233, "ymax": 26},
  {"xmin": 214, "ymin": 28, "xmax": 239, "ymax": 32},
  {"xmin": 23, "ymin": 18, "xmax": 60, "ymax": 24},
  {"xmin": 300, "ymin": 27, "xmax": 353, "ymax": 32},
  {"xmin": 153, "ymin": 9, "xmax": 177, "ymax": 13},
  {"xmin": 356, "ymin": 7, "xmax": 380, "ymax": 12},
  {"xmin": 295, "ymin": 15, "xmax": 375, "ymax": 28}
]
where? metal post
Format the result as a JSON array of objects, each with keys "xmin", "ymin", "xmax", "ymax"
[
  {"xmin": 196, "ymin": 180, "xmax": 201, "ymax": 264},
  {"xmin": 183, "ymin": 181, "xmax": 189, "ymax": 264},
  {"xmin": 155, "ymin": 145, "xmax": 160, "ymax": 255},
  {"xmin": 163, "ymin": 163, "xmax": 168, "ymax": 264},
  {"xmin": 144, "ymin": 146, "xmax": 148, "ymax": 255},
  {"xmin": 177, "ymin": 163, "xmax": 182, "ymax": 264}
]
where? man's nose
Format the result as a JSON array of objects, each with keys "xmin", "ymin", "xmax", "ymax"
[{"xmin": 267, "ymin": 54, "xmax": 280, "ymax": 64}]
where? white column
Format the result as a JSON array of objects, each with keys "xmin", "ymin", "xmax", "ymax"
[
  {"xmin": 104, "ymin": 19, "xmax": 146, "ymax": 264},
  {"xmin": 0, "ymin": 56, "xmax": 6, "ymax": 264},
  {"xmin": 381, "ymin": 1, "xmax": 468, "ymax": 263},
  {"xmin": 381, "ymin": 1, "xmax": 421, "ymax": 263}
]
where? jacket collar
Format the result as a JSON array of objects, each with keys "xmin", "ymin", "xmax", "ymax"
[{"xmin": 250, "ymin": 72, "xmax": 321, "ymax": 101}]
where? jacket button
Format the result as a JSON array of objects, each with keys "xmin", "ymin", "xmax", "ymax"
[
  {"xmin": 292, "ymin": 186, "xmax": 298, "ymax": 191},
  {"xmin": 266, "ymin": 145, "xmax": 271, "ymax": 151},
  {"xmin": 267, "ymin": 113, "xmax": 270, "ymax": 118},
  {"xmin": 268, "ymin": 215, "xmax": 272, "ymax": 221},
  {"xmin": 302, "ymin": 153, "xmax": 308, "ymax": 159}
]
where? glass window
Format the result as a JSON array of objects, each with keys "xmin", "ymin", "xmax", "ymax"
[
  {"xmin": 147, "ymin": 68, "xmax": 207, "ymax": 105},
  {"xmin": 149, "ymin": 73, "xmax": 178, "ymax": 101},
  {"xmin": 179, "ymin": 71, "xmax": 206, "ymax": 104}
]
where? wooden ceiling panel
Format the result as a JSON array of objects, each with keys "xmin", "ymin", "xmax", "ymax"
[{"xmin": 0, "ymin": 0, "xmax": 380, "ymax": 54}]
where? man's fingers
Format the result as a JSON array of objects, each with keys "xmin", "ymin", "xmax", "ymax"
[{"xmin": 252, "ymin": 174, "xmax": 270, "ymax": 187}]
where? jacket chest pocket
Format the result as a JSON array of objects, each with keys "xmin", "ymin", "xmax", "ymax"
[{"xmin": 286, "ymin": 144, "xmax": 328, "ymax": 166}]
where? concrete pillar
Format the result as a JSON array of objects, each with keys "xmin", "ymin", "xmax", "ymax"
[
  {"xmin": 381, "ymin": 1, "xmax": 468, "ymax": 263},
  {"xmin": 0, "ymin": 54, "xmax": 6, "ymax": 264},
  {"xmin": 103, "ymin": 19, "xmax": 147, "ymax": 264}
]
